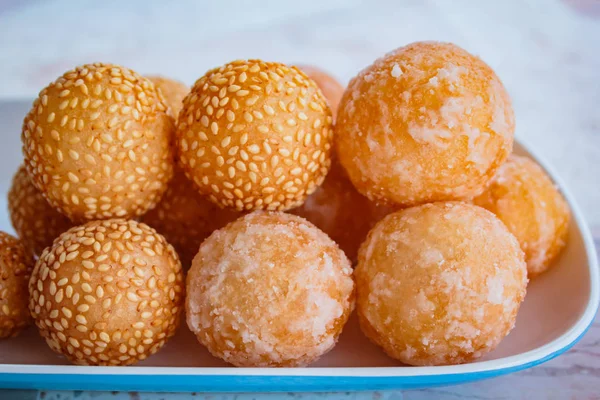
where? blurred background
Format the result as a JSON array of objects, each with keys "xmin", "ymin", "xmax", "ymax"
[{"xmin": 0, "ymin": 0, "xmax": 599, "ymax": 398}]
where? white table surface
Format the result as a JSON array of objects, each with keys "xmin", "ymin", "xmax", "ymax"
[{"xmin": 0, "ymin": 0, "xmax": 598, "ymax": 398}]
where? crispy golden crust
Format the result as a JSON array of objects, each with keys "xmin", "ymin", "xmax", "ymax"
[
  {"xmin": 8, "ymin": 165, "xmax": 74, "ymax": 257},
  {"xmin": 0, "ymin": 231, "xmax": 34, "ymax": 339},
  {"xmin": 296, "ymin": 65, "xmax": 344, "ymax": 119},
  {"xmin": 336, "ymin": 42, "xmax": 514, "ymax": 207},
  {"xmin": 29, "ymin": 219, "xmax": 184, "ymax": 365},
  {"xmin": 147, "ymin": 76, "xmax": 189, "ymax": 118},
  {"xmin": 22, "ymin": 63, "xmax": 175, "ymax": 221},
  {"xmin": 141, "ymin": 168, "xmax": 242, "ymax": 267},
  {"xmin": 290, "ymin": 160, "xmax": 395, "ymax": 262},
  {"xmin": 186, "ymin": 212, "xmax": 354, "ymax": 367},
  {"xmin": 177, "ymin": 60, "xmax": 333, "ymax": 212},
  {"xmin": 356, "ymin": 202, "xmax": 527, "ymax": 366},
  {"xmin": 474, "ymin": 155, "xmax": 570, "ymax": 277}
]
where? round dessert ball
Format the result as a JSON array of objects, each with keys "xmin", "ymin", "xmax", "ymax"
[
  {"xmin": 291, "ymin": 160, "xmax": 395, "ymax": 262},
  {"xmin": 8, "ymin": 165, "xmax": 74, "ymax": 257},
  {"xmin": 141, "ymin": 167, "xmax": 242, "ymax": 267},
  {"xmin": 186, "ymin": 212, "xmax": 354, "ymax": 367},
  {"xmin": 29, "ymin": 219, "xmax": 184, "ymax": 366},
  {"xmin": 177, "ymin": 59, "xmax": 334, "ymax": 212},
  {"xmin": 296, "ymin": 65, "xmax": 344, "ymax": 119},
  {"xmin": 147, "ymin": 76, "xmax": 189, "ymax": 118},
  {"xmin": 22, "ymin": 63, "xmax": 175, "ymax": 221},
  {"xmin": 0, "ymin": 232, "xmax": 34, "ymax": 339},
  {"xmin": 474, "ymin": 155, "xmax": 570, "ymax": 277},
  {"xmin": 356, "ymin": 202, "xmax": 527, "ymax": 366},
  {"xmin": 336, "ymin": 42, "xmax": 515, "ymax": 207}
]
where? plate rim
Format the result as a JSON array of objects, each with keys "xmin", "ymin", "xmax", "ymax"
[{"xmin": 0, "ymin": 138, "xmax": 597, "ymax": 379}]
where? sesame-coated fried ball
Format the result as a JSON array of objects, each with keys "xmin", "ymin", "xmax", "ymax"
[
  {"xmin": 0, "ymin": 232, "xmax": 34, "ymax": 339},
  {"xmin": 8, "ymin": 165, "xmax": 74, "ymax": 258},
  {"xmin": 297, "ymin": 65, "xmax": 344, "ymax": 119},
  {"xmin": 474, "ymin": 155, "xmax": 570, "ymax": 277},
  {"xmin": 356, "ymin": 202, "xmax": 527, "ymax": 366},
  {"xmin": 186, "ymin": 212, "xmax": 354, "ymax": 367},
  {"xmin": 177, "ymin": 60, "xmax": 334, "ymax": 212},
  {"xmin": 22, "ymin": 63, "xmax": 175, "ymax": 221},
  {"xmin": 29, "ymin": 219, "xmax": 184, "ymax": 366},
  {"xmin": 290, "ymin": 160, "xmax": 395, "ymax": 262},
  {"xmin": 147, "ymin": 76, "xmax": 189, "ymax": 118},
  {"xmin": 141, "ymin": 168, "xmax": 242, "ymax": 267},
  {"xmin": 336, "ymin": 42, "xmax": 515, "ymax": 207}
]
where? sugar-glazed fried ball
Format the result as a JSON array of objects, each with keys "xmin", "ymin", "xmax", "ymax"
[
  {"xmin": 22, "ymin": 63, "xmax": 175, "ymax": 221},
  {"xmin": 141, "ymin": 167, "xmax": 242, "ymax": 267},
  {"xmin": 186, "ymin": 212, "xmax": 354, "ymax": 367},
  {"xmin": 356, "ymin": 202, "xmax": 527, "ymax": 366},
  {"xmin": 297, "ymin": 65, "xmax": 344, "ymax": 119},
  {"xmin": 474, "ymin": 155, "xmax": 570, "ymax": 277},
  {"xmin": 29, "ymin": 219, "xmax": 184, "ymax": 365},
  {"xmin": 8, "ymin": 165, "xmax": 74, "ymax": 257},
  {"xmin": 0, "ymin": 232, "xmax": 34, "ymax": 339},
  {"xmin": 147, "ymin": 76, "xmax": 189, "ymax": 118},
  {"xmin": 177, "ymin": 60, "xmax": 333, "ymax": 212},
  {"xmin": 291, "ymin": 160, "xmax": 395, "ymax": 262},
  {"xmin": 336, "ymin": 42, "xmax": 515, "ymax": 207}
]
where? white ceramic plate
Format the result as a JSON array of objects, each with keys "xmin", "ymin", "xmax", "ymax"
[{"xmin": 0, "ymin": 101, "xmax": 596, "ymax": 392}]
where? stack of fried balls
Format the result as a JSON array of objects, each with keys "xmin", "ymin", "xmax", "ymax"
[{"xmin": 0, "ymin": 41, "xmax": 570, "ymax": 367}]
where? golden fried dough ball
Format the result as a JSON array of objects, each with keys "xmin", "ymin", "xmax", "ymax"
[
  {"xmin": 474, "ymin": 155, "xmax": 570, "ymax": 277},
  {"xmin": 147, "ymin": 76, "xmax": 189, "ymax": 117},
  {"xmin": 356, "ymin": 202, "xmax": 527, "ymax": 366},
  {"xmin": 336, "ymin": 42, "xmax": 514, "ymax": 207},
  {"xmin": 29, "ymin": 219, "xmax": 184, "ymax": 365},
  {"xmin": 297, "ymin": 65, "xmax": 344, "ymax": 119},
  {"xmin": 22, "ymin": 63, "xmax": 175, "ymax": 221},
  {"xmin": 8, "ymin": 165, "xmax": 73, "ymax": 257},
  {"xmin": 186, "ymin": 212, "xmax": 354, "ymax": 367},
  {"xmin": 141, "ymin": 168, "xmax": 242, "ymax": 267},
  {"xmin": 177, "ymin": 60, "xmax": 333, "ymax": 212},
  {"xmin": 0, "ymin": 232, "xmax": 34, "ymax": 339},
  {"xmin": 290, "ymin": 160, "xmax": 395, "ymax": 262}
]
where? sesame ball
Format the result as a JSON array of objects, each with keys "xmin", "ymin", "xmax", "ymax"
[
  {"xmin": 0, "ymin": 232, "xmax": 34, "ymax": 339},
  {"xmin": 296, "ymin": 65, "xmax": 344, "ymax": 119},
  {"xmin": 29, "ymin": 219, "xmax": 184, "ymax": 366},
  {"xmin": 8, "ymin": 165, "xmax": 74, "ymax": 257},
  {"xmin": 336, "ymin": 42, "xmax": 515, "ymax": 207},
  {"xmin": 290, "ymin": 160, "xmax": 395, "ymax": 262},
  {"xmin": 22, "ymin": 63, "xmax": 175, "ymax": 221},
  {"xmin": 141, "ymin": 167, "xmax": 242, "ymax": 267},
  {"xmin": 356, "ymin": 202, "xmax": 527, "ymax": 366},
  {"xmin": 177, "ymin": 60, "xmax": 333, "ymax": 212},
  {"xmin": 147, "ymin": 76, "xmax": 189, "ymax": 118},
  {"xmin": 474, "ymin": 155, "xmax": 570, "ymax": 277},
  {"xmin": 186, "ymin": 212, "xmax": 354, "ymax": 367}
]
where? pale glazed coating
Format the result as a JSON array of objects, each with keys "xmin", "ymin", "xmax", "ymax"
[
  {"xmin": 141, "ymin": 167, "xmax": 242, "ymax": 267},
  {"xmin": 177, "ymin": 60, "xmax": 333, "ymax": 212},
  {"xmin": 474, "ymin": 155, "xmax": 570, "ymax": 277},
  {"xmin": 290, "ymin": 160, "xmax": 395, "ymax": 262},
  {"xmin": 186, "ymin": 212, "xmax": 354, "ymax": 367},
  {"xmin": 147, "ymin": 76, "xmax": 189, "ymax": 117},
  {"xmin": 8, "ymin": 165, "xmax": 73, "ymax": 257},
  {"xmin": 356, "ymin": 202, "xmax": 527, "ymax": 366},
  {"xmin": 29, "ymin": 219, "xmax": 184, "ymax": 365},
  {"xmin": 22, "ymin": 63, "xmax": 175, "ymax": 221},
  {"xmin": 0, "ymin": 232, "xmax": 34, "ymax": 339},
  {"xmin": 297, "ymin": 65, "xmax": 344, "ymax": 119},
  {"xmin": 336, "ymin": 42, "xmax": 515, "ymax": 207}
]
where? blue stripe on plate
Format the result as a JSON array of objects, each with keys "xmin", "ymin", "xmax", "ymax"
[{"xmin": 0, "ymin": 318, "xmax": 594, "ymax": 393}]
